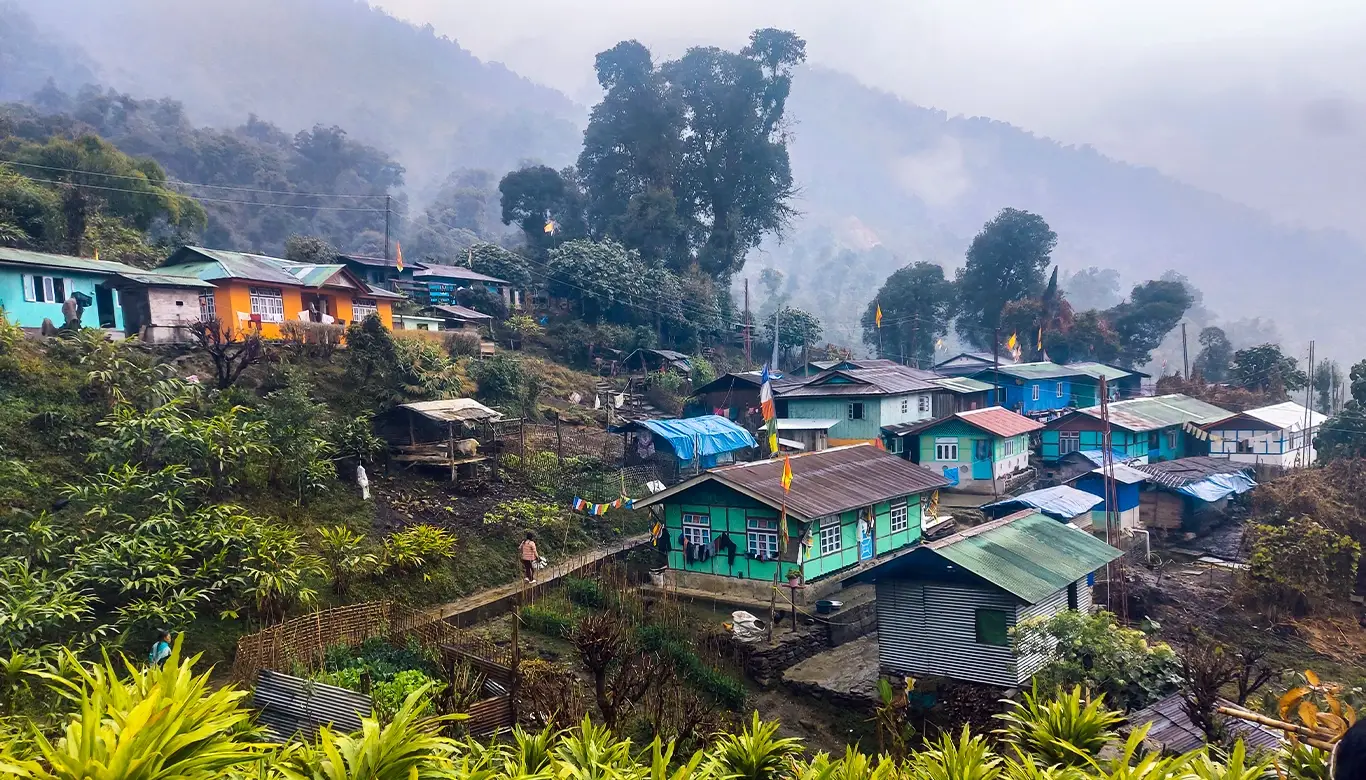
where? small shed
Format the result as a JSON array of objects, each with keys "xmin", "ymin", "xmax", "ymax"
[
  {"xmin": 623, "ymin": 348, "xmax": 693, "ymax": 375},
  {"xmin": 1133, "ymin": 457, "xmax": 1256, "ymax": 532},
  {"xmin": 858, "ymin": 510, "xmax": 1122, "ymax": 688},
  {"xmin": 983, "ymin": 485, "xmax": 1104, "ymax": 527},
  {"xmin": 428, "ymin": 304, "xmax": 493, "ymax": 332},
  {"xmin": 1073, "ymin": 463, "xmax": 1149, "ymax": 532},
  {"xmin": 774, "ymin": 418, "xmax": 839, "ymax": 452},
  {"xmin": 386, "ymin": 399, "xmax": 503, "ymax": 481},
  {"xmin": 393, "ymin": 314, "xmax": 445, "ymax": 331},
  {"xmin": 108, "ymin": 271, "xmax": 219, "ymax": 344},
  {"xmin": 617, "ymin": 415, "xmax": 757, "ymax": 482}
]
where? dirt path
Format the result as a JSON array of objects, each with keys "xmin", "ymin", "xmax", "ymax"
[{"xmin": 422, "ymin": 532, "xmax": 651, "ymax": 625}]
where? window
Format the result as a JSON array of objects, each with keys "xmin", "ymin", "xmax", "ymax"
[
  {"xmin": 1056, "ymin": 382, "xmax": 1064, "ymax": 397},
  {"xmin": 1236, "ymin": 438, "xmax": 1254, "ymax": 454},
  {"xmin": 248, "ymin": 286, "xmax": 285, "ymax": 323},
  {"xmin": 919, "ymin": 395, "xmax": 932, "ymax": 413},
  {"xmin": 352, "ymin": 297, "xmax": 378, "ymax": 321},
  {"xmin": 848, "ymin": 402, "xmax": 865, "ymax": 420},
  {"xmin": 890, "ymin": 500, "xmax": 909, "ymax": 533},
  {"xmin": 818, "ymin": 516, "xmax": 842, "ymax": 556},
  {"xmin": 888, "ymin": 436, "xmax": 903, "ymax": 454},
  {"xmin": 1059, "ymin": 432, "xmax": 1081, "ymax": 455},
  {"xmin": 901, "ymin": 399, "xmax": 909, "ymax": 414},
  {"xmin": 1067, "ymin": 581, "xmax": 1079, "ymax": 610},
  {"xmin": 1002, "ymin": 438, "xmax": 1016, "ymax": 457},
  {"xmin": 1031, "ymin": 385, "xmax": 1041, "ymax": 401},
  {"xmin": 935, "ymin": 437, "xmax": 959, "ymax": 461},
  {"xmin": 747, "ymin": 517, "xmax": 779, "ymax": 559},
  {"xmin": 21, "ymin": 275, "xmax": 70, "ymax": 304},
  {"xmin": 1165, "ymin": 430, "xmax": 1178, "ymax": 450},
  {"xmin": 198, "ymin": 291, "xmax": 217, "ymax": 323},
  {"xmin": 417, "ymin": 323, "xmax": 430, "ymax": 331},
  {"xmin": 974, "ymin": 608, "xmax": 1010, "ymax": 647},
  {"xmin": 681, "ymin": 513, "xmax": 711, "ymax": 547}
]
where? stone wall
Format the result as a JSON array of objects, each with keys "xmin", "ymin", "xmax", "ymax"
[
  {"xmin": 731, "ymin": 597, "xmax": 879, "ymax": 686},
  {"xmin": 826, "ymin": 597, "xmax": 877, "ymax": 647}
]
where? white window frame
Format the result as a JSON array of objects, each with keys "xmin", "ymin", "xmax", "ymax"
[
  {"xmin": 818, "ymin": 516, "xmax": 842, "ymax": 556},
  {"xmin": 198, "ymin": 291, "xmax": 217, "ymax": 323},
  {"xmin": 918, "ymin": 395, "xmax": 931, "ymax": 413},
  {"xmin": 1003, "ymin": 438, "xmax": 1015, "ymax": 457},
  {"xmin": 888, "ymin": 436, "xmax": 903, "ymax": 454},
  {"xmin": 352, "ymin": 297, "xmax": 378, "ymax": 321},
  {"xmin": 1057, "ymin": 381, "xmax": 1064, "ymax": 398},
  {"xmin": 848, "ymin": 402, "xmax": 865, "ymax": 420},
  {"xmin": 682, "ymin": 513, "xmax": 711, "ymax": 547},
  {"xmin": 25, "ymin": 274, "xmax": 70, "ymax": 304},
  {"xmin": 1059, "ymin": 431, "xmax": 1081, "ymax": 455},
  {"xmin": 901, "ymin": 398, "xmax": 909, "ymax": 414},
  {"xmin": 746, "ymin": 517, "xmax": 779, "ymax": 559},
  {"xmin": 935, "ymin": 437, "xmax": 959, "ymax": 461},
  {"xmin": 248, "ymin": 286, "xmax": 285, "ymax": 323},
  {"xmin": 890, "ymin": 500, "xmax": 909, "ymax": 533},
  {"xmin": 1165, "ymin": 430, "xmax": 1178, "ymax": 450},
  {"xmin": 1031, "ymin": 384, "xmax": 1041, "ymax": 401}
]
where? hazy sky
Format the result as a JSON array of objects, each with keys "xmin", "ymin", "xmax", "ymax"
[{"xmin": 378, "ymin": 0, "xmax": 1366, "ymax": 240}]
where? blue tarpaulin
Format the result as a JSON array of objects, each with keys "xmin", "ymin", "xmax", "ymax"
[
  {"xmin": 983, "ymin": 485, "xmax": 1104, "ymax": 521},
  {"xmin": 636, "ymin": 416, "xmax": 757, "ymax": 467},
  {"xmin": 1176, "ymin": 472, "xmax": 1257, "ymax": 503},
  {"xmin": 1078, "ymin": 449, "xmax": 1142, "ymax": 466}
]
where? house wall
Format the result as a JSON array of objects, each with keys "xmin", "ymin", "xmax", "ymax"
[
  {"xmin": 0, "ymin": 270, "xmax": 124, "ymax": 330},
  {"xmin": 1040, "ymin": 428, "xmax": 1148, "ymax": 462},
  {"xmin": 661, "ymin": 483, "xmax": 923, "ymax": 590},
  {"xmin": 990, "ymin": 378, "xmax": 1073, "ymax": 415},
  {"xmin": 126, "ymin": 287, "xmax": 203, "ymax": 343},
  {"xmin": 1207, "ymin": 425, "xmax": 1313, "ymax": 468},
  {"xmin": 210, "ymin": 282, "xmax": 394, "ymax": 338},
  {"xmin": 914, "ymin": 420, "xmax": 1028, "ymax": 489},
  {"xmin": 879, "ymin": 392, "xmax": 936, "ymax": 429},
  {"xmin": 785, "ymin": 398, "xmax": 883, "ymax": 445},
  {"xmin": 876, "ymin": 578, "xmax": 1088, "ymax": 687}
]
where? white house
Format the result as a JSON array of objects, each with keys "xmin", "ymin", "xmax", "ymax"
[{"xmin": 1203, "ymin": 401, "xmax": 1326, "ymax": 469}]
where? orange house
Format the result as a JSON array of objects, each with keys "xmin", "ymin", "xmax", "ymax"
[{"xmin": 158, "ymin": 246, "xmax": 401, "ymax": 338}]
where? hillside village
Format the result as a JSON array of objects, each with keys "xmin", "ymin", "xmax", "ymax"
[{"xmin": 2, "ymin": 5, "xmax": 1366, "ymax": 780}]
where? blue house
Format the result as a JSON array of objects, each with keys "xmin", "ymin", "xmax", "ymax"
[
  {"xmin": 969, "ymin": 362, "xmax": 1091, "ymax": 418},
  {"xmin": 1072, "ymin": 463, "xmax": 1148, "ymax": 533},
  {"xmin": 0, "ymin": 247, "xmax": 133, "ymax": 330},
  {"xmin": 1040, "ymin": 394, "xmax": 1231, "ymax": 463}
]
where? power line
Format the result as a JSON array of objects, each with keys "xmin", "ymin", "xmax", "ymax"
[{"xmin": 0, "ymin": 158, "xmax": 390, "ymax": 199}]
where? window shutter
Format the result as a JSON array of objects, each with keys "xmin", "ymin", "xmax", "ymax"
[
  {"xmin": 65, "ymin": 279, "xmax": 75, "ymax": 300},
  {"xmin": 22, "ymin": 275, "xmax": 36, "ymax": 302},
  {"xmin": 42, "ymin": 276, "xmax": 55, "ymax": 303}
]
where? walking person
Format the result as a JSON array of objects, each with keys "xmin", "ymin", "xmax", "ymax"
[
  {"xmin": 149, "ymin": 629, "xmax": 172, "ymax": 668},
  {"xmin": 519, "ymin": 532, "xmax": 538, "ymax": 583}
]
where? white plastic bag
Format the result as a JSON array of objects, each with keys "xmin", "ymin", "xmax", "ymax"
[{"xmin": 730, "ymin": 610, "xmax": 767, "ymax": 644}]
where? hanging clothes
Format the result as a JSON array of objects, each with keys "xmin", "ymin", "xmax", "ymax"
[{"xmin": 716, "ymin": 533, "xmax": 738, "ymax": 566}]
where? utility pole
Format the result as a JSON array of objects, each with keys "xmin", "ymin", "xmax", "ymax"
[
  {"xmin": 1300, "ymin": 341, "xmax": 1315, "ymax": 468},
  {"xmin": 1180, "ymin": 322, "xmax": 1189, "ymax": 379},
  {"xmin": 383, "ymin": 194, "xmax": 392, "ymax": 261},
  {"xmin": 992, "ymin": 326, "xmax": 1001, "ymax": 408},
  {"xmin": 743, "ymin": 278, "xmax": 752, "ymax": 371}
]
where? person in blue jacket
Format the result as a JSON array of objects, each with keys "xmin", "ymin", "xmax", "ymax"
[{"xmin": 149, "ymin": 629, "xmax": 172, "ymax": 668}]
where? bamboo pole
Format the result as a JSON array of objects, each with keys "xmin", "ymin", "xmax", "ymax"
[{"xmin": 1216, "ymin": 705, "xmax": 1338, "ymax": 750}]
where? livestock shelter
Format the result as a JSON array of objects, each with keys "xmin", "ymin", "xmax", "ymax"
[
  {"xmin": 632, "ymin": 444, "xmax": 948, "ymax": 601},
  {"xmin": 384, "ymin": 398, "xmax": 503, "ymax": 481},
  {"xmin": 616, "ymin": 415, "xmax": 758, "ymax": 484},
  {"xmin": 1133, "ymin": 456, "xmax": 1256, "ymax": 532},
  {"xmin": 857, "ymin": 510, "xmax": 1121, "ymax": 688}
]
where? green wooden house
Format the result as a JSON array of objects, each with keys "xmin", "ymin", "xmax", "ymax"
[
  {"xmin": 882, "ymin": 407, "xmax": 1043, "ymax": 495},
  {"xmin": 1040, "ymin": 394, "xmax": 1230, "ymax": 463},
  {"xmin": 633, "ymin": 444, "xmax": 949, "ymax": 600},
  {"xmin": 776, "ymin": 367, "xmax": 942, "ymax": 446}
]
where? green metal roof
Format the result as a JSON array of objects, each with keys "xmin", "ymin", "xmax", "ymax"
[
  {"xmin": 931, "ymin": 511, "xmax": 1122, "ymax": 603},
  {"xmin": 0, "ymin": 247, "xmax": 148, "ymax": 275},
  {"xmin": 277, "ymin": 263, "xmax": 349, "ymax": 288},
  {"xmin": 1068, "ymin": 362, "xmax": 1133, "ymax": 381},
  {"xmin": 975, "ymin": 361, "xmax": 1088, "ymax": 381},
  {"xmin": 1078, "ymin": 393, "xmax": 1230, "ymax": 432},
  {"xmin": 114, "ymin": 271, "xmax": 216, "ymax": 288},
  {"xmin": 932, "ymin": 376, "xmax": 994, "ymax": 393},
  {"xmin": 160, "ymin": 247, "xmax": 302, "ymax": 286}
]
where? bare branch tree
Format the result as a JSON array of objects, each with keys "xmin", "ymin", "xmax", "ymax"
[{"xmin": 190, "ymin": 320, "xmax": 268, "ymax": 389}]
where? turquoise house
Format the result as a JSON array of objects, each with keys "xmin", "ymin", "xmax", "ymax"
[
  {"xmin": 1066, "ymin": 363, "xmax": 1146, "ymax": 407},
  {"xmin": 1040, "ymin": 394, "xmax": 1231, "ymax": 463},
  {"xmin": 970, "ymin": 362, "xmax": 1092, "ymax": 417},
  {"xmin": 633, "ymin": 444, "xmax": 949, "ymax": 600},
  {"xmin": 777, "ymin": 366, "xmax": 941, "ymax": 447},
  {"xmin": 0, "ymin": 248, "xmax": 130, "ymax": 330},
  {"xmin": 883, "ymin": 406, "xmax": 1042, "ymax": 494}
]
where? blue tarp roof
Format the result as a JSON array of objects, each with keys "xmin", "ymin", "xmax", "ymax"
[
  {"xmin": 1176, "ymin": 472, "xmax": 1257, "ymax": 503},
  {"xmin": 983, "ymin": 485, "xmax": 1104, "ymax": 521},
  {"xmin": 635, "ymin": 415, "xmax": 757, "ymax": 464},
  {"xmin": 1076, "ymin": 449, "xmax": 1141, "ymax": 466}
]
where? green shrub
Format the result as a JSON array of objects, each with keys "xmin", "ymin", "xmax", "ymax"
[
  {"xmin": 563, "ymin": 577, "xmax": 607, "ymax": 609},
  {"xmin": 520, "ymin": 605, "xmax": 574, "ymax": 637},
  {"xmin": 371, "ymin": 669, "xmax": 444, "ymax": 720},
  {"xmin": 636, "ymin": 624, "xmax": 745, "ymax": 709},
  {"xmin": 483, "ymin": 499, "xmax": 564, "ymax": 529},
  {"xmin": 383, "ymin": 525, "xmax": 457, "ymax": 571}
]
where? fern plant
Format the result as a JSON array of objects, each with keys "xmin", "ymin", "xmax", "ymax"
[{"xmin": 996, "ymin": 685, "xmax": 1124, "ymax": 768}]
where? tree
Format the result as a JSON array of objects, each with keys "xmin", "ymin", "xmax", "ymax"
[
  {"xmin": 284, "ymin": 235, "xmax": 338, "ymax": 265},
  {"xmin": 860, "ymin": 262, "xmax": 955, "ymax": 367},
  {"xmin": 1314, "ymin": 360, "xmax": 1342, "ymax": 414},
  {"xmin": 1061, "ymin": 267, "xmax": 1123, "ymax": 311},
  {"xmin": 498, "ymin": 165, "xmax": 586, "ymax": 257},
  {"xmin": 1046, "ymin": 309, "xmax": 1119, "ymax": 364},
  {"xmin": 1192, "ymin": 326, "xmax": 1233, "ymax": 382},
  {"xmin": 1247, "ymin": 516, "xmax": 1360, "ymax": 615},
  {"xmin": 189, "ymin": 320, "xmax": 267, "ymax": 390},
  {"xmin": 1105, "ymin": 280, "xmax": 1192, "ymax": 368},
  {"xmin": 1229, "ymin": 343, "xmax": 1307, "ymax": 398},
  {"xmin": 544, "ymin": 239, "xmax": 648, "ymax": 324},
  {"xmin": 763, "ymin": 306, "xmax": 822, "ymax": 367},
  {"xmin": 1316, "ymin": 359, "xmax": 1366, "ymax": 462},
  {"xmin": 955, "ymin": 208, "xmax": 1057, "ymax": 350},
  {"xmin": 468, "ymin": 242, "xmax": 533, "ymax": 290}
]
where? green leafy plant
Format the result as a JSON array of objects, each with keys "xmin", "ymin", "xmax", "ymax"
[
  {"xmin": 711, "ymin": 711, "xmax": 803, "ymax": 780},
  {"xmin": 996, "ymin": 685, "xmax": 1123, "ymax": 768},
  {"xmin": 1014, "ymin": 609, "xmax": 1181, "ymax": 711},
  {"xmin": 316, "ymin": 526, "xmax": 379, "ymax": 595},
  {"xmin": 382, "ymin": 525, "xmax": 457, "ymax": 572},
  {"xmin": 371, "ymin": 670, "xmax": 445, "ymax": 722},
  {"xmin": 482, "ymin": 499, "xmax": 565, "ymax": 529}
]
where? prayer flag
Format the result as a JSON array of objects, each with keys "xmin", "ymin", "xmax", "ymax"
[
  {"xmin": 875, "ymin": 302, "xmax": 883, "ymax": 328},
  {"xmin": 395, "ymin": 242, "xmax": 405, "ymax": 272},
  {"xmin": 781, "ymin": 456, "xmax": 792, "ymax": 492}
]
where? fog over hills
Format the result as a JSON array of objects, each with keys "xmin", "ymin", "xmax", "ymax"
[{"xmin": 9, "ymin": 0, "xmax": 1364, "ymax": 360}]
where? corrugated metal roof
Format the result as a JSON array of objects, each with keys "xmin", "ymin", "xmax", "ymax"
[
  {"xmin": 935, "ymin": 352, "xmax": 1016, "ymax": 367},
  {"xmin": 1209, "ymin": 401, "xmax": 1327, "ymax": 432},
  {"xmin": 1088, "ymin": 463, "xmax": 1150, "ymax": 484},
  {"xmin": 252, "ymin": 670, "xmax": 368, "ymax": 743},
  {"xmin": 279, "ymin": 263, "xmax": 352, "ymax": 288},
  {"xmin": 775, "ymin": 418, "xmax": 841, "ymax": 431},
  {"xmin": 778, "ymin": 366, "xmax": 940, "ymax": 398},
  {"xmin": 632, "ymin": 443, "xmax": 949, "ymax": 520},
  {"xmin": 1135, "ymin": 456, "xmax": 1253, "ymax": 488},
  {"xmin": 413, "ymin": 264, "xmax": 508, "ymax": 284},
  {"xmin": 340, "ymin": 253, "xmax": 429, "ymax": 270},
  {"xmin": 1073, "ymin": 394, "xmax": 1232, "ymax": 432},
  {"xmin": 980, "ymin": 361, "xmax": 1089, "ymax": 381},
  {"xmin": 430, "ymin": 304, "xmax": 493, "ymax": 321},
  {"xmin": 113, "ymin": 271, "xmax": 216, "ymax": 288},
  {"xmin": 928, "ymin": 511, "xmax": 1122, "ymax": 603},
  {"xmin": 957, "ymin": 407, "xmax": 1046, "ymax": 437},
  {"xmin": 983, "ymin": 486, "xmax": 1104, "ymax": 521},
  {"xmin": 161, "ymin": 247, "xmax": 303, "ymax": 285},
  {"xmin": 1127, "ymin": 694, "xmax": 1283, "ymax": 754},
  {"xmin": 0, "ymin": 247, "xmax": 153, "ymax": 275},
  {"xmin": 933, "ymin": 376, "xmax": 994, "ymax": 394},
  {"xmin": 399, "ymin": 398, "xmax": 502, "ymax": 422},
  {"xmin": 1067, "ymin": 362, "xmax": 1134, "ymax": 381}
]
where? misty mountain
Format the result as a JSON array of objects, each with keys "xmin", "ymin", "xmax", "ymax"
[
  {"xmin": 16, "ymin": 0, "xmax": 583, "ymax": 194},
  {"xmin": 0, "ymin": 0, "xmax": 96, "ymax": 100},
  {"xmin": 755, "ymin": 67, "xmax": 1364, "ymax": 359}
]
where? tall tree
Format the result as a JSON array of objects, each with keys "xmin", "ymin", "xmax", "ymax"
[
  {"xmin": 860, "ymin": 262, "xmax": 956, "ymax": 367},
  {"xmin": 1317, "ymin": 359, "xmax": 1366, "ymax": 463},
  {"xmin": 1061, "ymin": 267, "xmax": 1123, "ymax": 311},
  {"xmin": 764, "ymin": 306, "xmax": 822, "ymax": 367},
  {"xmin": 1047, "ymin": 309, "xmax": 1120, "ymax": 364},
  {"xmin": 498, "ymin": 165, "xmax": 586, "ymax": 258},
  {"xmin": 955, "ymin": 208, "xmax": 1057, "ymax": 351},
  {"xmin": 1192, "ymin": 326, "xmax": 1234, "ymax": 382},
  {"xmin": 1106, "ymin": 280, "xmax": 1193, "ymax": 368},
  {"xmin": 1230, "ymin": 343, "xmax": 1307, "ymax": 398},
  {"xmin": 1314, "ymin": 360, "xmax": 1342, "ymax": 414}
]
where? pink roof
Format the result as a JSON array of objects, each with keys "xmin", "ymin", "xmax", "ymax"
[{"xmin": 957, "ymin": 407, "xmax": 1045, "ymax": 438}]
